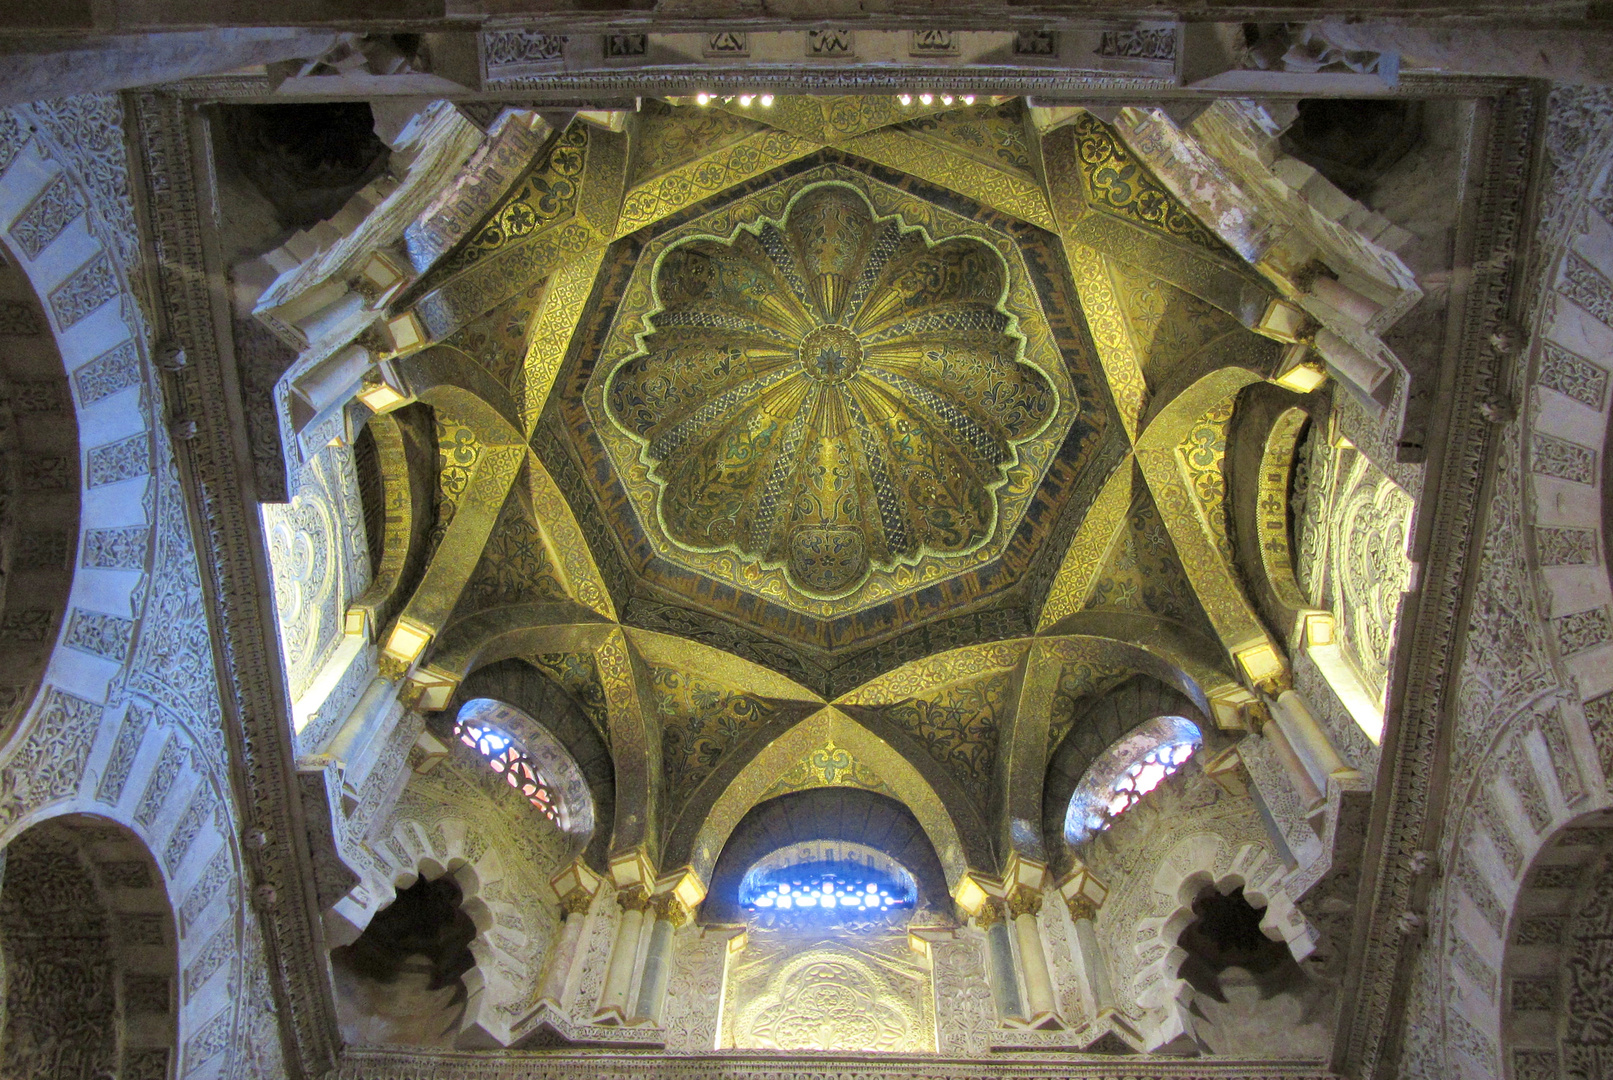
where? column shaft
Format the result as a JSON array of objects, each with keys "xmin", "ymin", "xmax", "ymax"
[
  {"xmin": 1272, "ymin": 689, "xmax": 1352, "ymax": 794},
  {"xmin": 1013, "ymin": 910, "xmax": 1057, "ymax": 1021},
  {"xmin": 1264, "ymin": 715, "xmax": 1324, "ymax": 808},
  {"xmin": 594, "ymin": 900, "xmax": 646, "ymax": 1021},
  {"xmin": 982, "ymin": 905, "xmax": 1023, "ymax": 1021},
  {"xmin": 536, "ymin": 908, "xmax": 588, "ymax": 1008},
  {"xmin": 1070, "ymin": 913, "xmax": 1115, "ymax": 1016},
  {"xmin": 634, "ymin": 915, "xmax": 676, "ymax": 1023}
]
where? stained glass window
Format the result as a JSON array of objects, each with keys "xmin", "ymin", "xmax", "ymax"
[
  {"xmin": 453, "ymin": 717, "xmax": 562, "ymax": 824},
  {"xmin": 1064, "ymin": 716, "xmax": 1202, "ymax": 845},
  {"xmin": 740, "ymin": 841, "xmax": 917, "ymax": 916}
]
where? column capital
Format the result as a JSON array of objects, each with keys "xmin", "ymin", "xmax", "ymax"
[
  {"xmin": 1006, "ymin": 884, "xmax": 1043, "ymax": 919},
  {"xmin": 653, "ymin": 892, "xmax": 692, "ymax": 928},
  {"xmin": 550, "ymin": 859, "xmax": 603, "ymax": 915},
  {"xmin": 616, "ymin": 884, "xmax": 653, "ymax": 913},
  {"xmin": 973, "ymin": 895, "xmax": 1008, "ymax": 930}
]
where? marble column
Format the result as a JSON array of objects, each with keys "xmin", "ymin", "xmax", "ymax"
[
  {"xmin": 1008, "ymin": 886, "xmax": 1057, "ymax": 1025},
  {"xmin": 1269, "ymin": 688, "xmax": 1354, "ymax": 797},
  {"xmin": 594, "ymin": 886, "xmax": 651, "ymax": 1023},
  {"xmin": 1257, "ymin": 702, "xmax": 1325, "ymax": 809},
  {"xmin": 1064, "ymin": 895, "xmax": 1117, "ymax": 1018},
  {"xmin": 535, "ymin": 887, "xmax": 595, "ymax": 1010},
  {"xmin": 635, "ymin": 893, "xmax": 691, "ymax": 1024},
  {"xmin": 977, "ymin": 897, "xmax": 1023, "ymax": 1022}
]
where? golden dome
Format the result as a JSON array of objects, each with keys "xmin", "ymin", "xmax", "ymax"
[{"xmin": 605, "ymin": 184, "xmax": 1056, "ymax": 598}]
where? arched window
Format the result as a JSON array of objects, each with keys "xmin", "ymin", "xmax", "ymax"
[
  {"xmin": 453, "ymin": 715, "xmax": 562, "ymax": 823},
  {"xmin": 739, "ymin": 840, "xmax": 917, "ymax": 916},
  {"xmin": 1064, "ymin": 715, "xmax": 1202, "ymax": 845}
]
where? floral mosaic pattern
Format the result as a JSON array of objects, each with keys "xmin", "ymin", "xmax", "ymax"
[{"xmin": 605, "ymin": 183, "xmax": 1055, "ymax": 597}]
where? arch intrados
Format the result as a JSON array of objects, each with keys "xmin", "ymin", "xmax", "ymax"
[
  {"xmin": 453, "ymin": 696, "xmax": 595, "ymax": 839},
  {"xmin": 0, "ymin": 248, "xmax": 80, "ymax": 748},
  {"xmin": 689, "ymin": 706, "xmax": 972, "ymax": 890},
  {"xmin": 703, "ymin": 786, "xmax": 952, "ymax": 921}
]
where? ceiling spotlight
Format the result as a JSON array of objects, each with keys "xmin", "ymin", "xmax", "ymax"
[
  {"xmin": 962, "ymin": 95, "xmax": 976, "ymax": 105},
  {"xmin": 898, "ymin": 93, "xmax": 912, "ymax": 106},
  {"xmin": 941, "ymin": 94, "xmax": 954, "ymax": 105},
  {"xmin": 696, "ymin": 92, "xmax": 711, "ymax": 106},
  {"xmin": 739, "ymin": 95, "xmax": 753, "ymax": 107},
  {"xmin": 760, "ymin": 94, "xmax": 774, "ymax": 107},
  {"xmin": 919, "ymin": 93, "xmax": 933, "ymax": 106}
]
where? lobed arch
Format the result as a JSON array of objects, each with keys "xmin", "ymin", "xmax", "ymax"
[
  {"xmin": 1124, "ymin": 830, "xmax": 1316, "ymax": 1053},
  {"xmin": 365, "ymin": 795, "xmax": 564, "ymax": 1049}
]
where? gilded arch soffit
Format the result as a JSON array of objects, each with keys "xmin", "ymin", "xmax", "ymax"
[{"xmin": 685, "ymin": 704, "xmax": 977, "ymax": 890}]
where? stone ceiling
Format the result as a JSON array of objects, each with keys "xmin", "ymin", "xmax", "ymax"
[{"xmin": 383, "ymin": 96, "xmax": 1282, "ymax": 692}]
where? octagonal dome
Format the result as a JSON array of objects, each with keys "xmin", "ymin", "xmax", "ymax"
[
  {"xmin": 569, "ymin": 160, "xmax": 1109, "ymax": 642},
  {"xmin": 603, "ymin": 184, "xmax": 1058, "ymax": 598}
]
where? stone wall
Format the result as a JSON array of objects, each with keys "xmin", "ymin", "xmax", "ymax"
[{"xmin": 0, "ymin": 95, "xmax": 286, "ymax": 1080}]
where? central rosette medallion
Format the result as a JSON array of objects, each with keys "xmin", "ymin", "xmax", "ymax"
[{"xmin": 603, "ymin": 183, "xmax": 1057, "ymax": 599}]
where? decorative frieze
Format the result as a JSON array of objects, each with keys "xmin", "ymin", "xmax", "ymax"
[
  {"xmin": 81, "ymin": 525, "xmax": 149, "ymax": 569},
  {"xmin": 132, "ymin": 737, "xmax": 184, "ymax": 829},
  {"xmin": 179, "ymin": 848, "xmax": 232, "ymax": 933},
  {"xmin": 48, "ymin": 251, "xmax": 117, "ymax": 329},
  {"xmin": 0, "ymin": 685, "xmax": 101, "ymax": 831},
  {"xmin": 806, "ymin": 30, "xmax": 854, "ymax": 58},
  {"xmin": 704, "ymin": 32, "xmax": 748, "ymax": 57},
  {"xmin": 183, "ymin": 1007, "xmax": 232, "ymax": 1068},
  {"xmin": 1537, "ymin": 525, "xmax": 1599, "ymax": 565},
  {"xmin": 86, "ymin": 432, "xmax": 150, "ymax": 487},
  {"xmin": 910, "ymin": 31, "xmax": 958, "ymax": 56},
  {"xmin": 1539, "ymin": 340, "xmax": 1609, "ymax": 409},
  {"xmin": 184, "ymin": 923, "xmax": 234, "ymax": 996},
  {"xmin": 484, "ymin": 30, "xmax": 567, "ymax": 69},
  {"xmin": 64, "ymin": 607, "xmax": 135, "ymax": 661},
  {"xmin": 605, "ymin": 34, "xmax": 647, "ymax": 58},
  {"xmin": 10, "ymin": 171, "xmax": 81, "ymax": 259},
  {"xmin": 1562, "ymin": 250, "xmax": 1613, "ymax": 323},
  {"xmin": 162, "ymin": 785, "xmax": 215, "ymax": 872},
  {"xmin": 94, "ymin": 702, "xmax": 151, "ymax": 805},
  {"xmin": 1014, "ymin": 31, "xmax": 1059, "ymax": 56},
  {"xmin": 1552, "ymin": 606, "xmax": 1613, "ymax": 655},
  {"xmin": 1095, "ymin": 29, "xmax": 1176, "ymax": 60},
  {"xmin": 1532, "ymin": 431, "xmax": 1597, "ymax": 483},
  {"xmin": 73, "ymin": 340, "xmax": 142, "ymax": 405}
]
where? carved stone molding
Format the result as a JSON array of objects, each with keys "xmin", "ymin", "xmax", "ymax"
[
  {"xmin": 1333, "ymin": 83, "xmax": 1541, "ymax": 1080},
  {"xmin": 130, "ymin": 91, "xmax": 341, "ymax": 1077}
]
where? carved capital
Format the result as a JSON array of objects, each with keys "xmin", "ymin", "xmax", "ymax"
[
  {"xmin": 653, "ymin": 892, "xmax": 692, "ymax": 928},
  {"xmin": 377, "ymin": 652, "xmax": 412, "ymax": 683},
  {"xmin": 973, "ymin": 896, "xmax": 1006, "ymax": 930},
  {"xmin": 558, "ymin": 889, "xmax": 594, "ymax": 919},
  {"xmin": 1064, "ymin": 894, "xmax": 1099, "ymax": 923},
  {"xmin": 616, "ymin": 885, "xmax": 652, "ymax": 914},
  {"xmin": 1006, "ymin": 885, "xmax": 1043, "ymax": 919}
]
